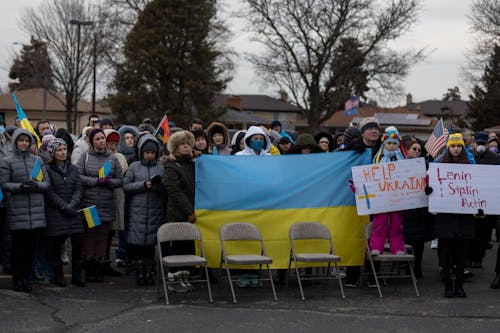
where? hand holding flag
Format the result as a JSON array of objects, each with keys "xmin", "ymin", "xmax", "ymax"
[
  {"xmin": 80, "ymin": 205, "xmax": 102, "ymax": 228},
  {"xmin": 98, "ymin": 160, "xmax": 111, "ymax": 180},
  {"xmin": 30, "ymin": 158, "xmax": 43, "ymax": 181}
]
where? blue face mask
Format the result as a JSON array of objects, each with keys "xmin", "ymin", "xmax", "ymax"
[
  {"xmin": 250, "ymin": 140, "xmax": 265, "ymax": 152},
  {"xmin": 0, "ymin": 126, "xmax": 4, "ymax": 136}
]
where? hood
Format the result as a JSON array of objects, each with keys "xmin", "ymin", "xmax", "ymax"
[
  {"xmin": 137, "ymin": 134, "xmax": 161, "ymax": 162},
  {"xmin": 241, "ymin": 126, "xmax": 272, "ymax": 155},
  {"xmin": 230, "ymin": 130, "xmax": 247, "ymax": 147},
  {"xmin": 206, "ymin": 122, "xmax": 229, "ymax": 147},
  {"xmin": 117, "ymin": 125, "xmax": 139, "ymax": 157},
  {"xmin": 288, "ymin": 133, "xmax": 323, "ymax": 154},
  {"xmin": 314, "ymin": 132, "xmax": 335, "ymax": 152},
  {"xmin": 11, "ymin": 128, "xmax": 34, "ymax": 155},
  {"xmin": 104, "ymin": 128, "xmax": 121, "ymax": 141}
]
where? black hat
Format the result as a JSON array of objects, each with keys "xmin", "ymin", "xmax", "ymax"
[
  {"xmin": 142, "ymin": 140, "xmax": 158, "ymax": 153},
  {"xmin": 278, "ymin": 136, "xmax": 291, "ymax": 145},
  {"xmin": 474, "ymin": 131, "xmax": 488, "ymax": 145},
  {"xmin": 271, "ymin": 120, "xmax": 282, "ymax": 129},
  {"xmin": 99, "ymin": 117, "xmax": 113, "ymax": 128}
]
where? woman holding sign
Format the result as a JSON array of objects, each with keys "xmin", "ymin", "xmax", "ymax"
[
  {"xmin": 428, "ymin": 133, "xmax": 475, "ymax": 298},
  {"xmin": 77, "ymin": 128, "xmax": 123, "ymax": 283},
  {"xmin": 0, "ymin": 129, "xmax": 50, "ymax": 292},
  {"xmin": 45, "ymin": 138, "xmax": 85, "ymax": 287}
]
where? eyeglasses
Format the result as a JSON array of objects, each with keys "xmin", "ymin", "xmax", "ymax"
[{"xmin": 319, "ymin": 140, "xmax": 329, "ymax": 144}]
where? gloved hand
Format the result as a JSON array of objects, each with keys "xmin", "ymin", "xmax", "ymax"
[
  {"xmin": 476, "ymin": 209, "xmax": 485, "ymax": 218},
  {"xmin": 424, "ymin": 186, "xmax": 433, "ymax": 195},
  {"xmin": 97, "ymin": 177, "xmax": 107, "ymax": 185},
  {"xmin": 62, "ymin": 205, "xmax": 78, "ymax": 216},
  {"xmin": 21, "ymin": 181, "xmax": 37, "ymax": 191},
  {"xmin": 187, "ymin": 212, "xmax": 196, "ymax": 223},
  {"xmin": 348, "ymin": 179, "xmax": 356, "ymax": 193}
]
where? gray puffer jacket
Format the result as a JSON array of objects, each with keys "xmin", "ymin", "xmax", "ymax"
[
  {"xmin": 0, "ymin": 129, "xmax": 50, "ymax": 230},
  {"xmin": 124, "ymin": 135, "xmax": 166, "ymax": 245},
  {"xmin": 45, "ymin": 160, "xmax": 84, "ymax": 236},
  {"xmin": 76, "ymin": 147, "xmax": 123, "ymax": 224}
]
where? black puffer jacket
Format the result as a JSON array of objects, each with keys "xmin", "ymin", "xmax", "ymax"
[
  {"xmin": 0, "ymin": 129, "xmax": 50, "ymax": 230},
  {"xmin": 76, "ymin": 148, "xmax": 123, "ymax": 224},
  {"xmin": 124, "ymin": 135, "xmax": 166, "ymax": 245},
  {"xmin": 45, "ymin": 160, "xmax": 84, "ymax": 236},
  {"xmin": 403, "ymin": 207, "xmax": 435, "ymax": 242},
  {"xmin": 163, "ymin": 155, "xmax": 195, "ymax": 222}
]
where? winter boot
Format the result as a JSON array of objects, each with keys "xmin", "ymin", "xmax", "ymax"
[
  {"xmin": 71, "ymin": 260, "xmax": 86, "ymax": 287},
  {"xmin": 454, "ymin": 274, "xmax": 467, "ymax": 297},
  {"xmin": 12, "ymin": 275, "xmax": 23, "ymax": 292},
  {"xmin": 444, "ymin": 276, "xmax": 454, "ymax": 298},
  {"xmin": 136, "ymin": 260, "xmax": 146, "ymax": 286},
  {"xmin": 20, "ymin": 276, "xmax": 32, "ymax": 293},
  {"xmin": 52, "ymin": 261, "xmax": 67, "ymax": 287},
  {"xmin": 84, "ymin": 258, "xmax": 96, "ymax": 282},
  {"xmin": 95, "ymin": 258, "xmax": 104, "ymax": 282},
  {"xmin": 491, "ymin": 273, "xmax": 500, "ymax": 289},
  {"xmin": 145, "ymin": 261, "xmax": 155, "ymax": 285}
]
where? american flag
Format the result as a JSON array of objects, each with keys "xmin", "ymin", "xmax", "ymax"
[
  {"xmin": 425, "ymin": 119, "xmax": 449, "ymax": 158},
  {"xmin": 344, "ymin": 96, "xmax": 359, "ymax": 116}
]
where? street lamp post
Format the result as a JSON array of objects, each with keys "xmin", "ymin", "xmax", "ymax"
[{"xmin": 70, "ymin": 19, "xmax": 93, "ymax": 134}]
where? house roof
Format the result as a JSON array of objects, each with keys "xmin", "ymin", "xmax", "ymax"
[
  {"xmin": 214, "ymin": 94, "xmax": 301, "ymax": 112},
  {"xmin": 406, "ymin": 99, "xmax": 468, "ymax": 117},
  {"xmin": 219, "ymin": 108, "xmax": 270, "ymax": 124},
  {"xmin": 0, "ymin": 88, "xmax": 111, "ymax": 113}
]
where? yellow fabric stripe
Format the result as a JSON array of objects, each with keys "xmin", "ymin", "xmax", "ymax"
[
  {"xmin": 84, "ymin": 208, "xmax": 95, "ymax": 228},
  {"xmin": 195, "ymin": 207, "xmax": 369, "ymax": 268}
]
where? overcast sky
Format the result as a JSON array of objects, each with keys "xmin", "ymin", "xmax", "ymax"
[{"xmin": 0, "ymin": 0, "xmax": 476, "ymax": 107}]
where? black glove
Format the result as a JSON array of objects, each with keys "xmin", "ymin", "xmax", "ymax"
[
  {"xmin": 477, "ymin": 209, "xmax": 485, "ymax": 217},
  {"xmin": 62, "ymin": 205, "xmax": 78, "ymax": 216},
  {"xmin": 150, "ymin": 174, "xmax": 162, "ymax": 185},
  {"xmin": 21, "ymin": 181, "xmax": 36, "ymax": 191},
  {"xmin": 424, "ymin": 186, "xmax": 433, "ymax": 195}
]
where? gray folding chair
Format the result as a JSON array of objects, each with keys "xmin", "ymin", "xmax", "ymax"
[
  {"xmin": 157, "ymin": 222, "xmax": 213, "ymax": 305},
  {"xmin": 361, "ymin": 222, "xmax": 420, "ymax": 298},
  {"xmin": 288, "ymin": 222, "xmax": 345, "ymax": 300},
  {"xmin": 219, "ymin": 222, "xmax": 278, "ymax": 303}
]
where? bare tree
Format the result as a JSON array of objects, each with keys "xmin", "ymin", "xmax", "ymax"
[
  {"xmin": 21, "ymin": 0, "xmax": 115, "ymax": 133},
  {"xmin": 243, "ymin": 0, "xmax": 424, "ymax": 132}
]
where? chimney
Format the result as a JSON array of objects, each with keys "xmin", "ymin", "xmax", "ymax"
[
  {"xmin": 406, "ymin": 93, "xmax": 413, "ymax": 105},
  {"xmin": 227, "ymin": 95, "xmax": 242, "ymax": 110},
  {"xmin": 279, "ymin": 90, "xmax": 288, "ymax": 102}
]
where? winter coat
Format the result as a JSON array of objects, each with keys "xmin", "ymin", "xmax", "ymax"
[
  {"xmin": 124, "ymin": 135, "xmax": 166, "ymax": 245},
  {"xmin": 236, "ymin": 126, "xmax": 272, "ymax": 156},
  {"xmin": 403, "ymin": 207, "xmax": 435, "ymax": 242},
  {"xmin": 45, "ymin": 160, "xmax": 84, "ymax": 236},
  {"xmin": 72, "ymin": 138, "xmax": 89, "ymax": 165},
  {"xmin": 474, "ymin": 150, "xmax": 500, "ymax": 165},
  {"xmin": 0, "ymin": 129, "xmax": 50, "ymax": 230},
  {"xmin": 76, "ymin": 147, "xmax": 123, "ymax": 224},
  {"xmin": 163, "ymin": 155, "xmax": 195, "ymax": 222}
]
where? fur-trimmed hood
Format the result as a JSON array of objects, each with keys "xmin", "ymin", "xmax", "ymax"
[{"xmin": 206, "ymin": 121, "xmax": 229, "ymax": 147}]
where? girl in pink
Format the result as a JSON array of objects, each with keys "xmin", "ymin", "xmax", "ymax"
[{"xmin": 370, "ymin": 127, "xmax": 407, "ymax": 255}]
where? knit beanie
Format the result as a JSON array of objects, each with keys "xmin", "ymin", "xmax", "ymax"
[
  {"xmin": 446, "ymin": 133, "xmax": 465, "ymax": 148},
  {"xmin": 474, "ymin": 131, "xmax": 488, "ymax": 145},
  {"xmin": 47, "ymin": 138, "xmax": 67, "ymax": 156},
  {"xmin": 88, "ymin": 128, "xmax": 105, "ymax": 147},
  {"xmin": 359, "ymin": 117, "xmax": 380, "ymax": 134},
  {"xmin": 381, "ymin": 126, "xmax": 401, "ymax": 145},
  {"xmin": 142, "ymin": 140, "xmax": 158, "ymax": 153},
  {"xmin": 99, "ymin": 117, "xmax": 113, "ymax": 128},
  {"xmin": 41, "ymin": 134, "xmax": 56, "ymax": 150},
  {"xmin": 343, "ymin": 126, "xmax": 361, "ymax": 147},
  {"xmin": 105, "ymin": 131, "xmax": 120, "ymax": 143}
]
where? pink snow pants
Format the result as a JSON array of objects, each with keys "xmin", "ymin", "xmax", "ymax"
[{"xmin": 369, "ymin": 211, "xmax": 405, "ymax": 254}]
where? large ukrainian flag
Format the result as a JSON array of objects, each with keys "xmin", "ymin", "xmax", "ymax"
[{"xmin": 195, "ymin": 150, "xmax": 372, "ymax": 268}]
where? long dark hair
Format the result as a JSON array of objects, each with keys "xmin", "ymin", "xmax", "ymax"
[{"xmin": 440, "ymin": 147, "xmax": 469, "ymax": 164}]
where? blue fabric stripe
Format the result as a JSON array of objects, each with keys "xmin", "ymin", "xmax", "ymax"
[{"xmin": 195, "ymin": 150, "xmax": 371, "ymax": 210}]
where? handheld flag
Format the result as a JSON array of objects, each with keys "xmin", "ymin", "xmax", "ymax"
[
  {"xmin": 425, "ymin": 119, "xmax": 449, "ymax": 158},
  {"xmin": 154, "ymin": 114, "xmax": 170, "ymax": 144},
  {"xmin": 344, "ymin": 96, "xmax": 360, "ymax": 116},
  {"xmin": 0, "ymin": 186, "xmax": 3, "ymax": 202},
  {"xmin": 30, "ymin": 158, "xmax": 43, "ymax": 181},
  {"xmin": 82, "ymin": 206, "xmax": 102, "ymax": 228},
  {"xmin": 98, "ymin": 160, "xmax": 111, "ymax": 179},
  {"xmin": 12, "ymin": 93, "xmax": 41, "ymax": 148}
]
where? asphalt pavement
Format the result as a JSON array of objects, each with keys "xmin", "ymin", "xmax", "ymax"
[{"xmin": 1, "ymin": 242, "xmax": 500, "ymax": 332}]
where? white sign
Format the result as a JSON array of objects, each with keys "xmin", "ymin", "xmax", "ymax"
[
  {"xmin": 351, "ymin": 158, "xmax": 428, "ymax": 215},
  {"xmin": 428, "ymin": 163, "xmax": 500, "ymax": 214}
]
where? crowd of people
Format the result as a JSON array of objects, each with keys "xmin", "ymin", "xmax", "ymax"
[{"xmin": 0, "ymin": 113, "xmax": 499, "ymax": 299}]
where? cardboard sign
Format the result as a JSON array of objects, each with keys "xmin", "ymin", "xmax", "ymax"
[
  {"xmin": 351, "ymin": 158, "xmax": 428, "ymax": 215},
  {"xmin": 428, "ymin": 163, "xmax": 500, "ymax": 214}
]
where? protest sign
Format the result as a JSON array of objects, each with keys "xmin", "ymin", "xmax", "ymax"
[
  {"xmin": 428, "ymin": 163, "xmax": 500, "ymax": 214},
  {"xmin": 351, "ymin": 158, "xmax": 428, "ymax": 215}
]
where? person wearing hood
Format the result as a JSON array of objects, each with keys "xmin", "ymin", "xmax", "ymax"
[
  {"xmin": 333, "ymin": 132, "xmax": 345, "ymax": 150},
  {"xmin": 72, "ymin": 126, "xmax": 93, "ymax": 165},
  {"xmin": 207, "ymin": 121, "xmax": 232, "ymax": 155},
  {"xmin": 230, "ymin": 130, "xmax": 247, "ymax": 155},
  {"xmin": 192, "ymin": 129, "xmax": 210, "ymax": 158},
  {"xmin": 0, "ymin": 129, "xmax": 50, "ymax": 292},
  {"xmin": 236, "ymin": 126, "xmax": 272, "ymax": 156},
  {"xmin": 118, "ymin": 125, "xmax": 139, "ymax": 161},
  {"xmin": 288, "ymin": 134, "xmax": 323, "ymax": 154},
  {"xmin": 44, "ymin": 138, "xmax": 85, "ymax": 287},
  {"xmin": 124, "ymin": 135, "xmax": 166, "ymax": 285},
  {"xmin": 314, "ymin": 132, "xmax": 335, "ymax": 152},
  {"xmin": 76, "ymin": 128, "xmax": 123, "ymax": 283}
]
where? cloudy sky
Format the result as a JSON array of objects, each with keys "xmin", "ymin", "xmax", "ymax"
[{"xmin": 0, "ymin": 0, "xmax": 476, "ymax": 107}]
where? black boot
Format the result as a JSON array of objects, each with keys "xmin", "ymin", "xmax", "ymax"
[
  {"xmin": 444, "ymin": 278, "xmax": 454, "ymax": 298},
  {"xmin": 71, "ymin": 260, "xmax": 86, "ymax": 287},
  {"xmin": 103, "ymin": 260, "xmax": 121, "ymax": 277},
  {"xmin": 95, "ymin": 258, "xmax": 104, "ymax": 282},
  {"xmin": 84, "ymin": 258, "xmax": 97, "ymax": 282},
  {"xmin": 145, "ymin": 261, "xmax": 155, "ymax": 285},
  {"xmin": 52, "ymin": 261, "xmax": 67, "ymax": 287},
  {"xmin": 20, "ymin": 276, "xmax": 32, "ymax": 293},
  {"xmin": 136, "ymin": 260, "xmax": 145, "ymax": 286},
  {"xmin": 491, "ymin": 273, "xmax": 500, "ymax": 289},
  {"xmin": 455, "ymin": 269, "xmax": 467, "ymax": 297},
  {"xmin": 13, "ymin": 275, "xmax": 23, "ymax": 292}
]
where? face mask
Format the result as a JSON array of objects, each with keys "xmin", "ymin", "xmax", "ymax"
[
  {"xmin": 476, "ymin": 145, "xmax": 486, "ymax": 154},
  {"xmin": 0, "ymin": 126, "xmax": 4, "ymax": 136},
  {"xmin": 339, "ymin": 143, "xmax": 345, "ymax": 150},
  {"xmin": 490, "ymin": 146, "xmax": 498, "ymax": 154},
  {"xmin": 250, "ymin": 140, "xmax": 265, "ymax": 152}
]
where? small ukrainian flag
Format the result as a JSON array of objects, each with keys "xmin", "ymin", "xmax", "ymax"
[
  {"xmin": 98, "ymin": 160, "xmax": 111, "ymax": 179},
  {"xmin": 30, "ymin": 158, "xmax": 43, "ymax": 181},
  {"xmin": 0, "ymin": 186, "xmax": 3, "ymax": 202},
  {"xmin": 83, "ymin": 205, "xmax": 102, "ymax": 228}
]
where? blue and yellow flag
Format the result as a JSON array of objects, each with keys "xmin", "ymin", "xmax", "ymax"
[
  {"xmin": 98, "ymin": 160, "xmax": 111, "ymax": 179},
  {"xmin": 12, "ymin": 93, "xmax": 41, "ymax": 148},
  {"xmin": 0, "ymin": 185, "xmax": 3, "ymax": 202},
  {"xmin": 83, "ymin": 205, "xmax": 102, "ymax": 228},
  {"xmin": 30, "ymin": 158, "xmax": 43, "ymax": 181},
  {"xmin": 195, "ymin": 150, "xmax": 372, "ymax": 268}
]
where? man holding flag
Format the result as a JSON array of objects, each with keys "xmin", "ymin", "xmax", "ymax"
[{"xmin": 0, "ymin": 129, "xmax": 50, "ymax": 292}]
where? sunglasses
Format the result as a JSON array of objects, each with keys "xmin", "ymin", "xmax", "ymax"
[{"xmin": 411, "ymin": 147, "xmax": 421, "ymax": 152}]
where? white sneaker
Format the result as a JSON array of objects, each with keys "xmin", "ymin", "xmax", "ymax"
[
  {"xmin": 166, "ymin": 272, "xmax": 190, "ymax": 292},
  {"xmin": 396, "ymin": 251, "xmax": 405, "ymax": 256},
  {"xmin": 370, "ymin": 250, "xmax": 380, "ymax": 256},
  {"xmin": 430, "ymin": 239, "xmax": 438, "ymax": 250}
]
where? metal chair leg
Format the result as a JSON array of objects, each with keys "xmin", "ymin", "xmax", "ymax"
[
  {"xmin": 267, "ymin": 264, "xmax": 278, "ymax": 301},
  {"xmin": 224, "ymin": 264, "xmax": 237, "ymax": 304},
  {"xmin": 204, "ymin": 266, "xmax": 214, "ymax": 303},
  {"xmin": 294, "ymin": 259, "xmax": 305, "ymax": 300},
  {"xmin": 408, "ymin": 261, "xmax": 420, "ymax": 297},
  {"xmin": 334, "ymin": 263, "xmax": 346, "ymax": 300}
]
